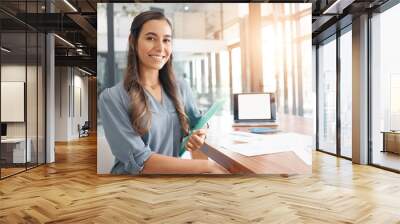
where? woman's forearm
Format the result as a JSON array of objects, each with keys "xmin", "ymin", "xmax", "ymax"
[{"xmin": 141, "ymin": 153, "xmax": 214, "ymax": 174}]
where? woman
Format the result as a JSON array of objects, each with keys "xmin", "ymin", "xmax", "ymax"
[{"xmin": 99, "ymin": 11, "xmax": 228, "ymax": 174}]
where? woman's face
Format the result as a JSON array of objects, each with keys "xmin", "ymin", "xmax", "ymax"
[{"xmin": 136, "ymin": 19, "xmax": 172, "ymax": 72}]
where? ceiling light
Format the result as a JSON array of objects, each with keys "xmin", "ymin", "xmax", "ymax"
[
  {"xmin": 76, "ymin": 48, "xmax": 85, "ymax": 55},
  {"xmin": 1, "ymin": 47, "xmax": 11, "ymax": 53},
  {"xmin": 323, "ymin": 0, "xmax": 355, "ymax": 15},
  {"xmin": 78, "ymin": 67, "xmax": 92, "ymax": 76},
  {"xmin": 54, "ymin": 34, "xmax": 75, "ymax": 48},
  {"xmin": 184, "ymin": 6, "xmax": 189, "ymax": 11},
  {"xmin": 63, "ymin": 0, "xmax": 78, "ymax": 12}
]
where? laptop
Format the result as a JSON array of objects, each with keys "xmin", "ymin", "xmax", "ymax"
[
  {"xmin": 1, "ymin": 123, "xmax": 7, "ymax": 140},
  {"xmin": 233, "ymin": 93, "xmax": 278, "ymax": 127}
]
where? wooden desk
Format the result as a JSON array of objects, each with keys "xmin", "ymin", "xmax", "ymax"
[
  {"xmin": 199, "ymin": 114, "xmax": 313, "ymax": 174},
  {"xmin": 1, "ymin": 138, "xmax": 31, "ymax": 164},
  {"xmin": 382, "ymin": 131, "xmax": 400, "ymax": 154}
]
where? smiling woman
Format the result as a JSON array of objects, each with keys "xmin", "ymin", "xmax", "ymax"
[
  {"xmin": 137, "ymin": 21, "xmax": 172, "ymax": 71},
  {"xmin": 99, "ymin": 11, "xmax": 228, "ymax": 175}
]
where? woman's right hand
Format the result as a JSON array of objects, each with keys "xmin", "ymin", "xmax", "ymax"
[{"xmin": 207, "ymin": 160, "xmax": 230, "ymax": 174}]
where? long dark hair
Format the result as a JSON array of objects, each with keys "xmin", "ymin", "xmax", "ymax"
[{"xmin": 123, "ymin": 11, "xmax": 189, "ymax": 136}]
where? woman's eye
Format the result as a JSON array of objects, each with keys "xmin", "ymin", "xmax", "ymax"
[
  {"xmin": 164, "ymin": 39, "xmax": 171, "ymax": 43},
  {"xmin": 146, "ymin": 37, "xmax": 155, "ymax": 41}
]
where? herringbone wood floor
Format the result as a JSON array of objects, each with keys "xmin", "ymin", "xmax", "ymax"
[{"xmin": 1, "ymin": 135, "xmax": 400, "ymax": 223}]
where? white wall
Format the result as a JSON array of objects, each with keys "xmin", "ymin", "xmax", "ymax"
[
  {"xmin": 1, "ymin": 64, "xmax": 47, "ymax": 163},
  {"xmin": 54, "ymin": 67, "xmax": 89, "ymax": 141},
  {"xmin": 55, "ymin": 66, "xmax": 68, "ymax": 141},
  {"xmin": 1, "ymin": 65, "xmax": 26, "ymax": 130},
  {"xmin": 1, "ymin": 82, "xmax": 25, "ymax": 122},
  {"xmin": 72, "ymin": 73, "xmax": 89, "ymax": 138},
  {"xmin": 1, "ymin": 65, "xmax": 35, "ymax": 138},
  {"xmin": 174, "ymin": 12, "xmax": 205, "ymax": 39},
  {"xmin": 1, "ymin": 65, "xmax": 26, "ymax": 81}
]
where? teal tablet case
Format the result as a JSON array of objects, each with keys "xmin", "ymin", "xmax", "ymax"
[{"xmin": 179, "ymin": 99, "xmax": 226, "ymax": 156}]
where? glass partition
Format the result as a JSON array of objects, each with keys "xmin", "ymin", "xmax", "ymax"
[
  {"xmin": 0, "ymin": 0, "xmax": 46, "ymax": 179},
  {"xmin": 371, "ymin": 3, "xmax": 400, "ymax": 171},
  {"xmin": 37, "ymin": 32, "xmax": 45, "ymax": 165},
  {"xmin": 1, "ymin": 31, "xmax": 28, "ymax": 177},
  {"xmin": 27, "ymin": 30, "xmax": 38, "ymax": 169},
  {"xmin": 339, "ymin": 28, "xmax": 352, "ymax": 158},
  {"xmin": 317, "ymin": 36, "xmax": 337, "ymax": 154}
]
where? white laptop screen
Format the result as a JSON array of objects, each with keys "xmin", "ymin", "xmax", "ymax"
[{"xmin": 237, "ymin": 94, "xmax": 272, "ymax": 120}]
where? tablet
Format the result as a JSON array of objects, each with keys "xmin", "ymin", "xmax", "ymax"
[{"xmin": 179, "ymin": 99, "xmax": 226, "ymax": 156}]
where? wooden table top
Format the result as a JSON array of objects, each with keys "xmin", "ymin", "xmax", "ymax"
[{"xmin": 199, "ymin": 113, "xmax": 313, "ymax": 174}]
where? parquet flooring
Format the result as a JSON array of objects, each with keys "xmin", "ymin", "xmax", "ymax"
[
  {"xmin": 1, "ymin": 167, "xmax": 26, "ymax": 178},
  {"xmin": 1, "ymin": 135, "xmax": 400, "ymax": 223}
]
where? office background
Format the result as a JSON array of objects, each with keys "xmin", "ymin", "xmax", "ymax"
[
  {"xmin": 0, "ymin": 1, "xmax": 399, "ymax": 222},
  {"xmin": 0, "ymin": 1, "xmax": 46, "ymax": 178},
  {"xmin": 0, "ymin": 0, "xmax": 97, "ymax": 179},
  {"xmin": 1, "ymin": 1, "xmax": 399, "ymax": 177},
  {"xmin": 96, "ymin": 3, "xmax": 313, "ymax": 174},
  {"xmin": 314, "ymin": 2, "xmax": 400, "ymax": 171}
]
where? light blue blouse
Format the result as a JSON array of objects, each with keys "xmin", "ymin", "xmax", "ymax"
[{"xmin": 99, "ymin": 79, "xmax": 201, "ymax": 175}]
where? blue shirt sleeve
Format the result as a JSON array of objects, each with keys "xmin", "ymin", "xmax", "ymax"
[
  {"xmin": 99, "ymin": 88, "xmax": 152, "ymax": 174},
  {"xmin": 178, "ymin": 79, "xmax": 202, "ymax": 129}
]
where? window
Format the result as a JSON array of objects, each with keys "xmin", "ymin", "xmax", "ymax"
[
  {"xmin": 261, "ymin": 4, "xmax": 312, "ymax": 117},
  {"xmin": 371, "ymin": 3, "xmax": 400, "ymax": 171},
  {"xmin": 231, "ymin": 47, "xmax": 242, "ymax": 94},
  {"xmin": 340, "ymin": 28, "xmax": 352, "ymax": 158},
  {"xmin": 317, "ymin": 36, "xmax": 337, "ymax": 154}
]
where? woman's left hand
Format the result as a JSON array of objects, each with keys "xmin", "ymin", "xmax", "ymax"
[{"xmin": 185, "ymin": 129, "xmax": 207, "ymax": 152}]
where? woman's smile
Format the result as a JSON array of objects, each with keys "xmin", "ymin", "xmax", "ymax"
[
  {"xmin": 148, "ymin": 54, "xmax": 166, "ymax": 63},
  {"xmin": 136, "ymin": 20, "xmax": 172, "ymax": 71}
]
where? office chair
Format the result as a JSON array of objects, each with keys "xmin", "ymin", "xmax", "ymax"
[{"xmin": 79, "ymin": 121, "xmax": 90, "ymax": 138}]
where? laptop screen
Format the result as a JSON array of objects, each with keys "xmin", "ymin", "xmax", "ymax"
[
  {"xmin": 234, "ymin": 93, "xmax": 276, "ymax": 121},
  {"xmin": 1, "ymin": 123, "xmax": 7, "ymax": 137}
]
